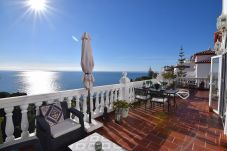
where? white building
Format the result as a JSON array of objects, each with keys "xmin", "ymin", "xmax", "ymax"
[
  {"xmin": 174, "ymin": 49, "xmax": 215, "ymax": 78},
  {"xmin": 193, "ymin": 49, "xmax": 216, "ymax": 78}
]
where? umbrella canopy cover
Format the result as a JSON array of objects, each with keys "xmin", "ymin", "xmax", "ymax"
[{"xmin": 81, "ymin": 32, "xmax": 95, "ymax": 89}]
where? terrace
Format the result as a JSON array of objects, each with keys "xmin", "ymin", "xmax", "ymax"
[{"xmin": 0, "ymin": 76, "xmax": 225, "ymax": 151}]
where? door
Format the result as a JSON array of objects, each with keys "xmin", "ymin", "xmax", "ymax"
[
  {"xmin": 209, "ymin": 56, "xmax": 222, "ymax": 114},
  {"xmin": 221, "ymin": 53, "xmax": 227, "ymax": 126}
]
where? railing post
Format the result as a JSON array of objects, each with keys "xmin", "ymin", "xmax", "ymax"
[
  {"xmin": 119, "ymin": 72, "xmax": 130, "ymax": 103},
  {"xmin": 109, "ymin": 90, "xmax": 114, "ymax": 111},
  {"xmin": 82, "ymin": 94, "xmax": 88, "ymax": 121},
  {"xmin": 105, "ymin": 90, "xmax": 110, "ymax": 108},
  {"xmin": 100, "ymin": 91, "xmax": 105, "ymax": 113},
  {"xmin": 94, "ymin": 92, "xmax": 100, "ymax": 115},
  {"xmin": 20, "ymin": 104, "xmax": 29, "ymax": 139},
  {"xmin": 75, "ymin": 95, "xmax": 80, "ymax": 111},
  {"xmin": 4, "ymin": 107, "xmax": 15, "ymax": 142},
  {"xmin": 90, "ymin": 92, "xmax": 94, "ymax": 117}
]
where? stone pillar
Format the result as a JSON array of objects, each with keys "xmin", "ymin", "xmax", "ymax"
[
  {"xmin": 223, "ymin": 0, "xmax": 227, "ymax": 15},
  {"xmin": 119, "ymin": 72, "xmax": 130, "ymax": 103}
]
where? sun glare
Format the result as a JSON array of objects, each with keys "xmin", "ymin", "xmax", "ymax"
[{"xmin": 27, "ymin": 0, "xmax": 47, "ymax": 12}]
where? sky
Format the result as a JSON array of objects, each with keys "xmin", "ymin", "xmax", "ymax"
[{"xmin": 0, "ymin": 0, "xmax": 222, "ymax": 72}]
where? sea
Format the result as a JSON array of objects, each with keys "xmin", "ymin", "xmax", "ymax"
[{"xmin": 0, "ymin": 71, "xmax": 147, "ymax": 95}]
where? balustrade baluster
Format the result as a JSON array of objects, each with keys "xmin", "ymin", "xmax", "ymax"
[
  {"xmin": 100, "ymin": 91, "xmax": 105, "ymax": 113},
  {"xmin": 35, "ymin": 102, "xmax": 42, "ymax": 133},
  {"xmin": 75, "ymin": 95, "xmax": 80, "ymax": 111},
  {"xmin": 117, "ymin": 89, "xmax": 121, "ymax": 100},
  {"xmin": 90, "ymin": 92, "xmax": 94, "ymax": 117},
  {"xmin": 4, "ymin": 107, "xmax": 15, "ymax": 142},
  {"xmin": 105, "ymin": 90, "xmax": 110, "ymax": 108},
  {"xmin": 94, "ymin": 92, "xmax": 100, "ymax": 115},
  {"xmin": 114, "ymin": 89, "xmax": 118, "ymax": 101},
  {"xmin": 20, "ymin": 104, "xmax": 29, "ymax": 139},
  {"xmin": 119, "ymin": 88, "xmax": 122, "ymax": 100},
  {"xmin": 82, "ymin": 94, "xmax": 88, "ymax": 121},
  {"xmin": 67, "ymin": 97, "xmax": 73, "ymax": 108},
  {"xmin": 109, "ymin": 90, "xmax": 114, "ymax": 110}
]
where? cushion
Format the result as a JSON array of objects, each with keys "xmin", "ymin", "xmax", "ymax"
[
  {"xmin": 135, "ymin": 95, "xmax": 150, "ymax": 100},
  {"xmin": 152, "ymin": 97, "xmax": 168, "ymax": 103},
  {"xmin": 50, "ymin": 119, "xmax": 81, "ymax": 138},
  {"xmin": 40, "ymin": 101, "xmax": 64, "ymax": 127}
]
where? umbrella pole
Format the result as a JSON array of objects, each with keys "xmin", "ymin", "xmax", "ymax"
[{"xmin": 88, "ymin": 89, "xmax": 92, "ymax": 124}]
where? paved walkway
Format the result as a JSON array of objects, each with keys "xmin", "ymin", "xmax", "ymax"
[{"xmin": 96, "ymin": 90, "xmax": 226, "ymax": 151}]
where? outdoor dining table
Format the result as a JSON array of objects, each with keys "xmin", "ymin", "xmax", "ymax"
[
  {"xmin": 148, "ymin": 88, "xmax": 179, "ymax": 108},
  {"xmin": 164, "ymin": 89, "xmax": 179, "ymax": 107}
]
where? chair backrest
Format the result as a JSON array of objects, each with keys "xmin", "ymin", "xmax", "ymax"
[
  {"xmin": 134, "ymin": 88, "xmax": 149, "ymax": 96},
  {"xmin": 39, "ymin": 101, "xmax": 70, "ymax": 120},
  {"xmin": 150, "ymin": 90, "xmax": 166, "ymax": 99}
]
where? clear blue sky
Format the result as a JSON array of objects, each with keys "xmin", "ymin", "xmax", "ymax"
[{"xmin": 0, "ymin": 0, "xmax": 221, "ymax": 72}]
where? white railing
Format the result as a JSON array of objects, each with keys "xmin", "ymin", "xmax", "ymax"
[
  {"xmin": 176, "ymin": 77, "xmax": 210, "ymax": 89},
  {"xmin": 0, "ymin": 75, "xmax": 154, "ymax": 144}
]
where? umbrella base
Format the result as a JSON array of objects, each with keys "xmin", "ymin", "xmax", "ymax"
[{"xmin": 84, "ymin": 119, "xmax": 103, "ymax": 133}]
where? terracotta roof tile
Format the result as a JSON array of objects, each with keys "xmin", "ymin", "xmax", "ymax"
[
  {"xmin": 194, "ymin": 50, "xmax": 215, "ymax": 56},
  {"xmin": 195, "ymin": 59, "xmax": 211, "ymax": 64}
]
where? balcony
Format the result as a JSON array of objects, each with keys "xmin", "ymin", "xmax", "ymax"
[{"xmin": 0, "ymin": 78, "xmax": 225, "ymax": 150}]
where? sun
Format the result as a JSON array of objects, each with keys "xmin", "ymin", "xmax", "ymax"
[{"xmin": 27, "ymin": 0, "xmax": 47, "ymax": 12}]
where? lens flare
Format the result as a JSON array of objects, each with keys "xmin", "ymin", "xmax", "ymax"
[{"xmin": 27, "ymin": 0, "xmax": 47, "ymax": 12}]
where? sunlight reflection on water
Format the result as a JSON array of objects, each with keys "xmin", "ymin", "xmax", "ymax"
[{"xmin": 17, "ymin": 71, "xmax": 61, "ymax": 95}]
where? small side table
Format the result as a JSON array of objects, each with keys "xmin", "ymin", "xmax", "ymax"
[{"xmin": 84, "ymin": 119, "xmax": 103, "ymax": 133}]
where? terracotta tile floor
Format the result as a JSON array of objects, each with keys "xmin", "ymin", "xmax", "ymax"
[{"xmin": 95, "ymin": 90, "xmax": 227, "ymax": 151}]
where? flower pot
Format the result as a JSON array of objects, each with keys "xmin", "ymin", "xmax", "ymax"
[
  {"xmin": 121, "ymin": 108, "xmax": 129, "ymax": 118},
  {"xmin": 115, "ymin": 109, "xmax": 122, "ymax": 124}
]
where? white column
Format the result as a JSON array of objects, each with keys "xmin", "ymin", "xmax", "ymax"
[
  {"xmin": 223, "ymin": 0, "xmax": 227, "ymax": 15},
  {"xmin": 20, "ymin": 104, "xmax": 29, "ymax": 139},
  {"xmin": 94, "ymin": 92, "xmax": 100, "ymax": 115},
  {"xmin": 100, "ymin": 91, "xmax": 105, "ymax": 113},
  {"xmin": 119, "ymin": 72, "xmax": 131, "ymax": 102},
  {"xmin": 4, "ymin": 107, "xmax": 15, "ymax": 142},
  {"xmin": 82, "ymin": 94, "xmax": 88, "ymax": 121}
]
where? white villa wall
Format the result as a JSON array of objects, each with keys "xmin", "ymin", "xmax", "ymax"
[
  {"xmin": 195, "ymin": 64, "xmax": 211, "ymax": 78},
  {"xmin": 195, "ymin": 55, "xmax": 212, "ymax": 62}
]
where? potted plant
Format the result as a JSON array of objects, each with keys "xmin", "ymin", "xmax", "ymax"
[{"xmin": 113, "ymin": 100, "xmax": 130, "ymax": 122}]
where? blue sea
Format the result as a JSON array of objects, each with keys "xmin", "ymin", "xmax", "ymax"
[{"xmin": 0, "ymin": 71, "xmax": 146, "ymax": 95}]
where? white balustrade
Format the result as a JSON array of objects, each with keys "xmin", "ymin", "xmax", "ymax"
[
  {"xmin": 0, "ymin": 74, "xmax": 154, "ymax": 143},
  {"xmin": 20, "ymin": 104, "xmax": 29, "ymax": 139},
  {"xmin": 4, "ymin": 107, "xmax": 15, "ymax": 142},
  {"xmin": 176, "ymin": 77, "xmax": 210, "ymax": 89}
]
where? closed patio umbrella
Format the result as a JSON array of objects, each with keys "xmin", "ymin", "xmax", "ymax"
[{"xmin": 81, "ymin": 32, "xmax": 94, "ymax": 124}]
